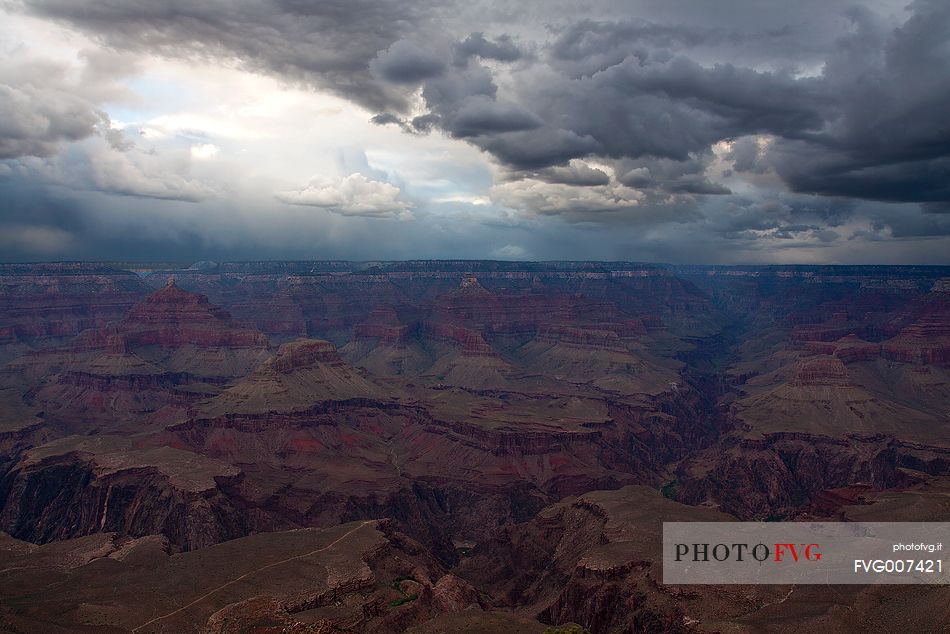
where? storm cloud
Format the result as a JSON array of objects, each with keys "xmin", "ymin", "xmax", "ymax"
[
  {"xmin": 0, "ymin": 56, "xmax": 112, "ymax": 159},
  {"xmin": 16, "ymin": 0, "xmax": 435, "ymax": 111},
  {"xmin": 1, "ymin": 0, "xmax": 948, "ymax": 262}
]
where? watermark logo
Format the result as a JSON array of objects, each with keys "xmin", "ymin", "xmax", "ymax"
[
  {"xmin": 673, "ymin": 542, "xmax": 823, "ymax": 563},
  {"xmin": 663, "ymin": 522, "xmax": 948, "ymax": 584}
]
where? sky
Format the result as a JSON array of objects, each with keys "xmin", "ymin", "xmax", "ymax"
[{"xmin": 1, "ymin": 0, "xmax": 948, "ymax": 264}]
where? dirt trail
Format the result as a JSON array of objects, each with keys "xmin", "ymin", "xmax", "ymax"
[{"xmin": 131, "ymin": 520, "xmax": 376, "ymax": 632}]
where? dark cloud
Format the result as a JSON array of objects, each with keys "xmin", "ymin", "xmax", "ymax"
[
  {"xmin": 477, "ymin": 129, "xmax": 600, "ymax": 170},
  {"xmin": 759, "ymin": 1, "xmax": 950, "ymax": 205},
  {"xmin": 369, "ymin": 112, "xmax": 403, "ymax": 126},
  {"xmin": 548, "ymin": 18, "xmax": 729, "ymax": 76},
  {"xmin": 530, "ymin": 160, "xmax": 611, "ymax": 186},
  {"xmin": 420, "ymin": 61, "xmax": 497, "ymax": 112},
  {"xmin": 0, "ymin": 58, "xmax": 109, "ymax": 159},
  {"xmin": 370, "ymin": 39, "xmax": 446, "ymax": 84},
  {"xmin": 410, "ymin": 113, "xmax": 441, "ymax": 133},
  {"xmin": 18, "ymin": 0, "xmax": 434, "ymax": 111},
  {"xmin": 841, "ymin": 201, "xmax": 950, "ymax": 240},
  {"xmin": 529, "ymin": 56, "xmax": 824, "ymax": 167},
  {"xmin": 724, "ymin": 136, "xmax": 765, "ymax": 173},
  {"xmin": 382, "ymin": 21, "xmax": 827, "ymax": 176},
  {"xmin": 455, "ymin": 32, "xmax": 524, "ymax": 64},
  {"xmin": 922, "ymin": 202, "xmax": 950, "ymax": 214},
  {"xmin": 773, "ymin": 148, "xmax": 950, "ymax": 205},
  {"xmin": 427, "ymin": 1, "xmax": 946, "ymax": 209},
  {"xmin": 693, "ymin": 193, "xmax": 859, "ymax": 246},
  {"xmin": 449, "ymin": 97, "xmax": 543, "ymax": 137},
  {"xmin": 22, "ymin": 0, "xmax": 947, "ymax": 205},
  {"xmin": 369, "ymin": 111, "xmax": 441, "ymax": 135},
  {"xmin": 617, "ymin": 154, "xmax": 730, "ymax": 195},
  {"xmin": 5, "ymin": 0, "xmax": 950, "ymax": 263}
]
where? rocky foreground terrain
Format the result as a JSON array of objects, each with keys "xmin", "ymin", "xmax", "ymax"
[{"xmin": 0, "ymin": 261, "xmax": 948, "ymax": 632}]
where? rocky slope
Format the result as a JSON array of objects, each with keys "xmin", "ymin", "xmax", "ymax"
[
  {"xmin": 0, "ymin": 261, "xmax": 947, "ymax": 632},
  {"xmin": 457, "ymin": 486, "xmax": 950, "ymax": 633},
  {"xmin": 0, "ymin": 519, "xmax": 495, "ymax": 633}
]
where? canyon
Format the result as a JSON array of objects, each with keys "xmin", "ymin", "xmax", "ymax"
[{"xmin": 0, "ymin": 261, "xmax": 948, "ymax": 632}]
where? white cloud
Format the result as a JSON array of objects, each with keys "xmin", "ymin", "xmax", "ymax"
[
  {"xmin": 490, "ymin": 244, "xmax": 529, "ymax": 259},
  {"xmin": 85, "ymin": 144, "xmax": 216, "ymax": 201},
  {"xmin": 20, "ymin": 136, "xmax": 217, "ymax": 202},
  {"xmin": 491, "ymin": 178, "xmax": 642, "ymax": 217},
  {"xmin": 430, "ymin": 194, "xmax": 491, "ymax": 206},
  {"xmin": 190, "ymin": 143, "xmax": 219, "ymax": 159},
  {"xmin": 143, "ymin": 113, "xmax": 265, "ymax": 141},
  {"xmin": 276, "ymin": 172, "xmax": 412, "ymax": 218}
]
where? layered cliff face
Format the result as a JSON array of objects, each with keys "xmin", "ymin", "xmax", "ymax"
[
  {"xmin": 662, "ymin": 268, "xmax": 950, "ymax": 523},
  {"xmin": 455, "ymin": 486, "xmax": 950, "ymax": 633},
  {"xmin": 13, "ymin": 277, "xmax": 270, "ymax": 377},
  {"xmin": 162, "ymin": 388, "xmax": 707, "ymax": 561},
  {"xmin": 3, "ymin": 280, "xmax": 273, "ymax": 432},
  {"xmin": 674, "ymin": 432, "xmax": 900, "ymax": 519},
  {"xmin": 201, "ymin": 338, "xmax": 382, "ymax": 415},
  {"xmin": 4, "ymin": 266, "xmax": 723, "ymax": 570},
  {"xmin": 882, "ymin": 299, "xmax": 950, "ymax": 365},
  {"xmin": 120, "ymin": 278, "xmax": 269, "ymax": 350},
  {"xmin": 0, "ymin": 264, "xmax": 148, "ymax": 363},
  {"xmin": 341, "ymin": 274, "xmax": 688, "ymax": 397},
  {"xmin": 0, "ymin": 262, "xmax": 948, "ymax": 632},
  {"xmin": 0, "ymin": 387, "xmax": 50, "ymax": 471},
  {"xmin": 0, "ymin": 436, "xmax": 260, "ymax": 550},
  {"xmin": 145, "ymin": 263, "xmax": 714, "ymax": 347}
]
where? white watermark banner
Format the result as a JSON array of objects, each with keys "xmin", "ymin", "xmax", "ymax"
[{"xmin": 663, "ymin": 522, "xmax": 949, "ymax": 584}]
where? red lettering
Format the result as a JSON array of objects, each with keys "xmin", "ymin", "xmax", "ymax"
[{"xmin": 774, "ymin": 543, "xmax": 800, "ymax": 562}]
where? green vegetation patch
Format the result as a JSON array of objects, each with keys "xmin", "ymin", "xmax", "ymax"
[
  {"xmin": 544, "ymin": 626, "xmax": 591, "ymax": 634},
  {"xmin": 390, "ymin": 576, "xmax": 420, "ymax": 607},
  {"xmin": 389, "ymin": 593, "xmax": 418, "ymax": 607},
  {"xmin": 660, "ymin": 480, "xmax": 679, "ymax": 500}
]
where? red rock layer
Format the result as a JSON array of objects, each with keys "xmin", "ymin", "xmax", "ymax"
[
  {"xmin": 353, "ymin": 307, "xmax": 413, "ymax": 343},
  {"xmin": 789, "ymin": 356, "xmax": 852, "ymax": 386},
  {"xmin": 90, "ymin": 279, "xmax": 269, "ymax": 350},
  {"xmin": 791, "ymin": 324, "xmax": 858, "ymax": 343},
  {"xmin": 0, "ymin": 268, "xmax": 146, "ymax": 343},
  {"xmin": 424, "ymin": 322, "xmax": 496, "ymax": 356},
  {"xmin": 881, "ymin": 304, "xmax": 950, "ymax": 365},
  {"xmin": 354, "ymin": 322, "xmax": 412, "ymax": 343},
  {"xmin": 675, "ymin": 432, "xmax": 899, "ymax": 519},
  {"xmin": 535, "ymin": 324, "xmax": 630, "ymax": 351},
  {"xmin": 805, "ymin": 335, "xmax": 881, "ymax": 363},
  {"xmin": 272, "ymin": 338, "xmax": 345, "ymax": 372}
]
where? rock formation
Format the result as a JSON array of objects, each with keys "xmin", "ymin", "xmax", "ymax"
[{"xmin": 0, "ymin": 261, "xmax": 947, "ymax": 632}]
